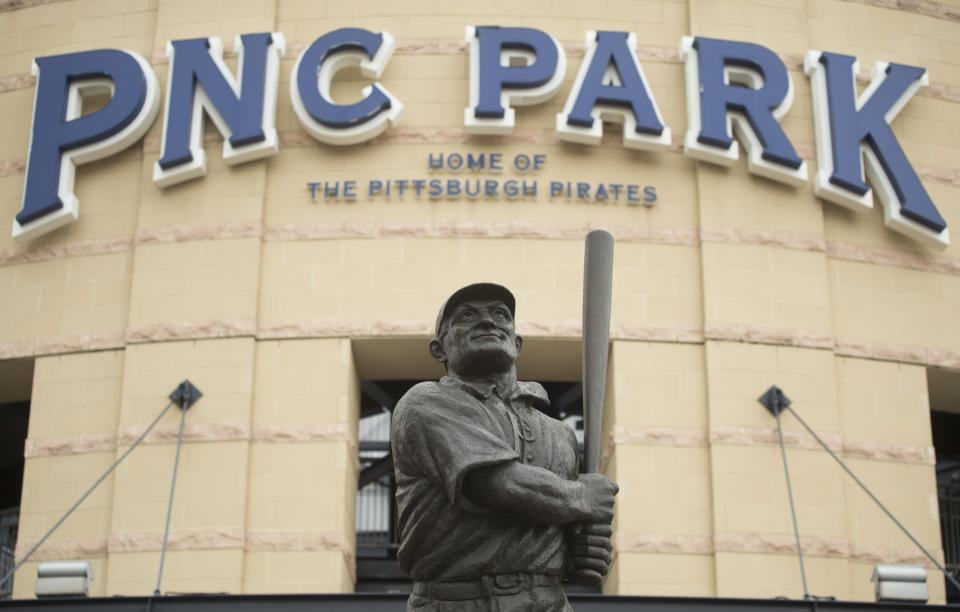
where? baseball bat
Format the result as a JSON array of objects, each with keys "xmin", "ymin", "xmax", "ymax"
[
  {"xmin": 582, "ymin": 229, "xmax": 613, "ymax": 474},
  {"xmin": 570, "ymin": 229, "xmax": 614, "ymax": 587}
]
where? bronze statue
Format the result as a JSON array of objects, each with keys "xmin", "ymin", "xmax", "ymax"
[{"xmin": 392, "ymin": 283, "xmax": 618, "ymax": 611}]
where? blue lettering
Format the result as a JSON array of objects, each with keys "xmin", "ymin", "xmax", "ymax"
[
  {"xmin": 466, "ymin": 153, "xmax": 486, "ymax": 171},
  {"xmin": 156, "ymin": 33, "xmax": 281, "ymax": 187},
  {"xmin": 465, "ymin": 179, "xmax": 481, "ymax": 198},
  {"xmin": 16, "ymin": 49, "xmax": 160, "ymax": 240},
  {"xmin": 465, "ymin": 26, "xmax": 565, "ymax": 133},
  {"xmin": 643, "ymin": 185, "xmax": 657, "ymax": 203},
  {"xmin": 369, "ymin": 180, "xmax": 383, "ymax": 196},
  {"xmin": 291, "ymin": 28, "xmax": 402, "ymax": 144},
  {"xmin": 595, "ymin": 183, "xmax": 608, "ymax": 201},
  {"xmin": 806, "ymin": 51, "xmax": 946, "ymax": 239},
  {"xmin": 681, "ymin": 36, "xmax": 806, "ymax": 186},
  {"xmin": 563, "ymin": 32, "xmax": 664, "ymax": 135}
]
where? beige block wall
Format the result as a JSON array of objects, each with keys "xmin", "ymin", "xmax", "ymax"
[
  {"xmin": 246, "ymin": 338, "xmax": 359, "ymax": 593},
  {"xmin": 605, "ymin": 341, "xmax": 714, "ymax": 596},
  {"xmin": 13, "ymin": 350, "xmax": 125, "ymax": 598},
  {"xmin": 1, "ymin": 0, "xmax": 958, "ymax": 603}
]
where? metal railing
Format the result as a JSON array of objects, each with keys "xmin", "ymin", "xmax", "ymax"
[
  {"xmin": 0, "ymin": 509, "xmax": 17, "ymax": 600},
  {"xmin": 938, "ymin": 483, "xmax": 960, "ymax": 590}
]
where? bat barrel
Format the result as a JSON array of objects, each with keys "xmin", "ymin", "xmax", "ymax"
[{"xmin": 582, "ymin": 229, "xmax": 614, "ymax": 474}]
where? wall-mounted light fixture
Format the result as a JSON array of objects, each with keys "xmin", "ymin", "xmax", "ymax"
[
  {"xmin": 872, "ymin": 565, "xmax": 928, "ymax": 602},
  {"xmin": 35, "ymin": 561, "xmax": 91, "ymax": 598}
]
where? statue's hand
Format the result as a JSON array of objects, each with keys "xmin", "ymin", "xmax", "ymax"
[
  {"xmin": 566, "ymin": 522, "xmax": 613, "ymax": 587},
  {"xmin": 576, "ymin": 473, "xmax": 618, "ymax": 523}
]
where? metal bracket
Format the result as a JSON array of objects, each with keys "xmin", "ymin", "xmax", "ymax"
[
  {"xmin": 759, "ymin": 385, "xmax": 791, "ymax": 417},
  {"xmin": 169, "ymin": 379, "xmax": 202, "ymax": 411}
]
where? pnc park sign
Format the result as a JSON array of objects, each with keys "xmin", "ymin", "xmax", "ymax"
[{"xmin": 14, "ymin": 26, "xmax": 950, "ymax": 249}]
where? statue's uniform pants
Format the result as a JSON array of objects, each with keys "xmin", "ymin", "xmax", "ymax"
[{"xmin": 407, "ymin": 573, "xmax": 573, "ymax": 611}]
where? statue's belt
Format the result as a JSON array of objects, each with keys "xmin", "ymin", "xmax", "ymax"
[{"xmin": 412, "ymin": 573, "xmax": 562, "ymax": 600}]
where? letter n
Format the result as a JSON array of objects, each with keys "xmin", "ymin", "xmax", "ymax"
[{"xmin": 153, "ymin": 33, "xmax": 285, "ymax": 187}]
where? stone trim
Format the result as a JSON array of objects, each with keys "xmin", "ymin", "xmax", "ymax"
[
  {"xmin": 251, "ymin": 423, "xmax": 352, "ymax": 444},
  {"xmin": 846, "ymin": 0, "xmax": 960, "ymax": 24},
  {"xmin": 0, "ymin": 332, "xmax": 126, "ymax": 360},
  {"xmin": 13, "ymin": 538, "xmax": 108, "ymax": 562},
  {"xmin": 614, "ymin": 533, "xmax": 714, "ymax": 555},
  {"xmin": 125, "ymin": 318, "xmax": 258, "ymax": 344},
  {"xmin": 0, "ymin": 237, "xmax": 133, "ymax": 266},
  {"xmin": 135, "ymin": 221, "xmax": 263, "ymax": 245},
  {"xmin": 700, "ymin": 227, "xmax": 826, "ymax": 252},
  {"xmin": 849, "ymin": 542, "xmax": 942, "ymax": 566},
  {"xmin": 13, "ymin": 527, "xmax": 349, "ymax": 558},
  {"xmin": 705, "ymin": 323, "xmax": 836, "ymax": 350},
  {"xmin": 244, "ymin": 530, "xmax": 350, "ymax": 551},
  {"xmin": 836, "ymin": 339, "xmax": 960, "ymax": 369},
  {"xmin": 601, "ymin": 424, "xmax": 934, "ymax": 468},
  {"xmin": 116, "ymin": 422, "xmax": 251, "ymax": 446},
  {"xmin": 827, "ymin": 242, "xmax": 960, "ymax": 276},
  {"xmin": 709, "ymin": 425, "xmax": 842, "ymax": 452},
  {"xmin": 108, "ymin": 528, "xmax": 245, "ymax": 552},
  {"xmin": 4, "ymin": 220, "xmax": 956, "ymax": 278},
  {"xmin": 613, "ymin": 531, "xmax": 942, "ymax": 567},
  {"xmin": 3, "ymin": 320, "xmax": 960, "ymax": 371},
  {"xmin": 0, "ymin": 0, "xmax": 61, "ymax": 12},
  {"xmin": 252, "ymin": 424, "xmax": 359, "ymax": 473},
  {"xmin": 257, "ymin": 319, "xmax": 433, "ymax": 340},
  {"xmin": 0, "ymin": 157, "xmax": 26, "ymax": 177},
  {"xmin": 615, "ymin": 323, "xmax": 705, "ymax": 343},
  {"xmin": 23, "ymin": 433, "xmax": 116, "ymax": 458},
  {"xmin": 25, "ymin": 422, "xmax": 357, "ymax": 458},
  {"xmin": 262, "ymin": 221, "xmax": 698, "ymax": 244},
  {"xmin": 713, "ymin": 532, "xmax": 850, "ymax": 558}
]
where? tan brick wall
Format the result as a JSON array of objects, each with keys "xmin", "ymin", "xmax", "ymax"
[
  {"xmin": 1, "ymin": 0, "xmax": 958, "ymax": 603},
  {"xmin": 13, "ymin": 350, "xmax": 124, "ymax": 598}
]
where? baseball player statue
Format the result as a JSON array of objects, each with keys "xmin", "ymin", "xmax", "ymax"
[{"xmin": 392, "ymin": 283, "xmax": 618, "ymax": 611}]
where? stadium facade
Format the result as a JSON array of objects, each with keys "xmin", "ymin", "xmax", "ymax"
[{"xmin": 0, "ymin": 0, "xmax": 959, "ymax": 605}]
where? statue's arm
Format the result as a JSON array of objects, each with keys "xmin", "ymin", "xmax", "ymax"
[{"xmin": 462, "ymin": 461, "xmax": 617, "ymax": 525}]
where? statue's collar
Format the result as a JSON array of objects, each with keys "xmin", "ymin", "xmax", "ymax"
[{"xmin": 440, "ymin": 376, "xmax": 550, "ymax": 408}]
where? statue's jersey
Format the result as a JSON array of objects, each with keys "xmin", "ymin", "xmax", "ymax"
[{"xmin": 392, "ymin": 376, "xmax": 580, "ymax": 581}]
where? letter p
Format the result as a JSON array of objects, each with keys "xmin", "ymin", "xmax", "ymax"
[
  {"xmin": 464, "ymin": 26, "xmax": 566, "ymax": 135},
  {"xmin": 15, "ymin": 49, "xmax": 160, "ymax": 241}
]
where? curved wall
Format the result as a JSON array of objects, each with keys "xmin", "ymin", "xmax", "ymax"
[{"xmin": 1, "ymin": 0, "xmax": 958, "ymax": 602}]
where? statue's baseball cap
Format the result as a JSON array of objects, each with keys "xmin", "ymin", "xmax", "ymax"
[{"xmin": 435, "ymin": 283, "xmax": 516, "ymax": 336}]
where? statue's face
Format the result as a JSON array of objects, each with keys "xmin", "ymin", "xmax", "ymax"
[{"xmin": 432, "ymin": 298, "xmax": 522, "ymax": 376}]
